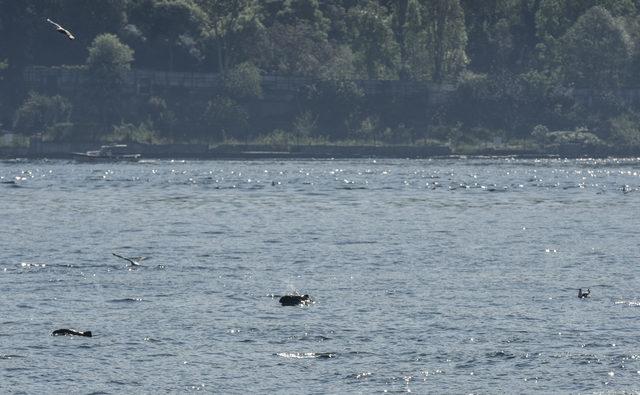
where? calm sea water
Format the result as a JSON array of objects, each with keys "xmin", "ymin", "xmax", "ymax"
[{"xmin": 1, "ymin": 157, "xmax": 640, "ymax": 393}]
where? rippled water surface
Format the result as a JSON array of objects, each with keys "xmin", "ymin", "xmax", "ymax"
[{"xmin": 1, "ymin": 157, "xmax": 640, "ymax": 393}]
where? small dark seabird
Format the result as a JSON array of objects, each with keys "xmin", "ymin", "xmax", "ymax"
[
  {"xmin": 52, "ymin": 329, "xmax": 92, "ymax": 337},
  {"xmin": 578, "ymin": 288, "xmax": 591, "ymax": 299},
  {"xmin": 279, "ymin": 294, "xmax": 312, "ymax": 306}
]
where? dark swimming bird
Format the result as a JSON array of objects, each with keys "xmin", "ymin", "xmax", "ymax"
[
  {"xmin": 578, "ymin": 288, "xmax": 591, "ymax": 299},
  {"xmin": 52, "ymin": 329, "xmax": 92, "ymax": 337},
  {"xmin": 279, "ymin": 294, "xmax": 312, "ymax": 306},
  {"xmin": 46, "ymin": 18, "xmax": 75, "ymax": 40}
]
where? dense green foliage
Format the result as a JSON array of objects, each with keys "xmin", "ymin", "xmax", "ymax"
[
  {"xmin": 13, "ymin": 92, "xmax": 72, "ymax": 134},
  {"xmin": 2, "ymin": 0, "xmax": 640, "ymax": 150}
]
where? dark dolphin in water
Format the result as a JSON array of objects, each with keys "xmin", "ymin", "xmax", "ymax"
[
  {"xmin": 51, "ymin": 329, "xmax": 92, "ymax": 337},
  {"xmin": 279, "ymin": 294, "xmax": 312, "ymax": 306},
  {"xmin": 578, "ymin": 288, "xmax": 590, "ymax": 299}
]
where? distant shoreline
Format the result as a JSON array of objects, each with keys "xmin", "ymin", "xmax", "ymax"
[{"xmin": 1, "ymin": 142, "xmax": 638, "ymax": 160}]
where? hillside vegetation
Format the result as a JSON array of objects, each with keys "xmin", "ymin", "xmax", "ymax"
[{"xmin": 2, "ymin": 0, "xmax": 640, "ymax": 151}]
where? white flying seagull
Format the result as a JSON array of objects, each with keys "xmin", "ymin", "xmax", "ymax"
[{"xmin": 46, "ymin": 18, "xmax": 75, "ymax": 40}]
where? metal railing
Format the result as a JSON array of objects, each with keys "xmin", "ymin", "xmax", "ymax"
[{"xmin": 23, "ymin": 66, "xmax": 456, "ymax": 102}]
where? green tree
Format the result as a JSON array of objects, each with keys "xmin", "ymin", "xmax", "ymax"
[
  {"xmin": 395, "ymin": 0, "xmax": 469, "ymax": 81},
  {"xmin": 535, "ymin": 0, "xmax": 636, "ymax": 48},
  {"xmin": 423, "ymin": 0, "xmax": 468, "ymax": 82},
  {"xmin": 199, "ymin": 0, "xmax": 265, "ymax": 72},
  {"xmin": 222, "ymin": 62, "xmax": 262, "ymax": 99},
  {"xmin": 130, "ymin": 0, "xmax": 209, "ymax": 71},
  {"xmin": 145, "ymin": 96, "xmax": 177, "ymax": 138},
  {"xmin": 263, "ymin": 21, "xmax": 334, "ymax": 76},
  {"xmin": 317, "ymin": 0, "xmax": 352, "ymax": 42},
  {"xmin": 84, "ymin": 33, "xmax": 135, "ymax": 136},
  {"xmin": 558, "ymin": 6, "xmax": 631, "ymax": 88},
  {"xmin": 291, "ymin": 110, "xmax": 318, "ymax": 143},
  {"xmin": 402, "ymin": 0, "xmax": 430, "ymax": 80},
  {"xmin": 87, "ymin": 33, "xmax": 135, "ymax": 79},
  {"xmin": 608, "ymin": 113, "xmax": 640, "ymax": 148},
  {"xmin": 317, "ymin": 44, "xmax": 358, "ymax": 79},
  {"xmin": 461, "ymin": 0, "xmax": 542, "ymax": 73},
  {"xmin": 13, "ymin": 92, "xmax": 72, "ymax": 134},
  {"xmin": 202, "ymin": 95, "xmax": 249, "ymax": 141},
  {"xmin": 276, "ymin": 0, "xmax": 330, "ymax": 35},
  {"xmin": 389, "ymin": 0, "xmax": 409, "ymax": 78},
  {"xmin": 303, "ymin": 80, "xmax": 365, "ymax": 140},
  {"xmin": 447, "ymin": 69, "xmax": 574, "ymax": 139},
  {"xmin": 348, "ymin": 1, "xmax": 400, "ymax": 79},
  {"xmin": 264, "ymin": 0, "xmax": 331, "ymax": 76}
]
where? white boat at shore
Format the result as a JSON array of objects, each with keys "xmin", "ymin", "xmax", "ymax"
[{"xmin": 72, "ymin": 144, "xmax": 141, "ymax": 162}]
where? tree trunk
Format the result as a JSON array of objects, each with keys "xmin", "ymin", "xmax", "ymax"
[
  {"xmin": 433, "ymin": 5, "xmax": 446, "ymax": 83},
  {"xmin": 396, "ymin": 0, "xmax": 409, "ymax": 79}
]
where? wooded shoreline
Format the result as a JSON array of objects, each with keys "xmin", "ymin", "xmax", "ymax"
[{"xmin": 1, "ymin": 142, "xmax": 638, "ymax": 160}]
